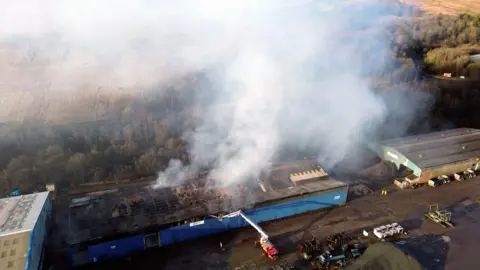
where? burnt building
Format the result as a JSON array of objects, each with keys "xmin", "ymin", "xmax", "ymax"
[{"xmin": 66, "ymin": 161, "xmax": 348, "ymax": 267}]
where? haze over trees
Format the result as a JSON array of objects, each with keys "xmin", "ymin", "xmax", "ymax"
[
  {"xmin": 391, "ymin": 13, "xmax": 480, "ymax": 78},
  {"xmin": 0, "ymin": 1, "xmax": 480, "ymax": 195}
]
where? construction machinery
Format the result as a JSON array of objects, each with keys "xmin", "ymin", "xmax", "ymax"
[
  {"xmin": 221, "ymin": 210, "xmax": 279, "ymax": 260},
  {"xmin": 411, "ymin": 182, "xmax": 425, "ymax": 189},
  {"xmin": 438, "ymin": 175, "xmax": 451, "ymax": 184},
  {"xmin": 319, "ymin": 252, "xmax": 346, "ymax": 266},
  {"xmin": 312, "ymin": 248, "xmax": 362, "ymax": 268},
  {"xmin": 428, "ymin": 178, "xmax": 442, "ymax": 187},
  {"xmin": 424, "ymin": 204, "xmax": 454, "ymax": 228},
  {"xmin": 301, "ymin": 232, "xmax": 364, "ymax": 269},
  {"xmin": 454, "ymin": 169, "xmax": 476, "ymax": 181}
]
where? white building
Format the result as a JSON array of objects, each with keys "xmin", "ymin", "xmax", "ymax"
[{"xmin": 0, "ymin": 192, "xmax": 51, "ymax": 270}]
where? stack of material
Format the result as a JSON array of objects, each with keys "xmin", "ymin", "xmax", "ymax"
[
  {"xmin": 345, "ymin": 242, "xmax": 426, "ymax": 270},
  {"xmin": 373, "ymin": 223, "xmax": 404, "ymax": 239},
  {"xmin": 289, "ymin": 168, "xmax": 328, "ymax": 184}
]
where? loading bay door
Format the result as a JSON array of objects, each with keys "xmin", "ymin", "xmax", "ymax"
[{"xmin": 144, "ymin": 233, "xmax": 159, "ymax": 249}]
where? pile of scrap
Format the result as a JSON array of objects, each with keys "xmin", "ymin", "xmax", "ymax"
[
  {"xmin": 344, "ymin": 242, "xmax": 427, "ymax": 270},
  {"xmin": 424, "ymin": 204, "xmax": 454, "ymax": 228},
  {"xmin": 297, "ymin": 232, "xmax": 365, "ymax": 269},
  {"xmin": 297, "ymin": 237, "xmax": 322, "ymax": 260},
  {"xmin": 326, "ymin": 232, "xmax": 353, "ymax": 249},
  {"xmin": 176, "ymin": 185, "xmax": 232, "ymax": 207}
]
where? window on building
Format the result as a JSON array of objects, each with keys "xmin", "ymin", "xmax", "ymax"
[
  {"xmin": 7, "ymin": 261, "xmax": 14, "ymax": 268},
  {"xmin": 1, "ymin": 251, "xmax": 7, "ymax": 258},
  {"xmin": 12, "ymin": 239, "xmax": 18, "ymax": 245},
  {"xmin": 10, "ymin": 249, "xmax": 15, "ymax": 256},
  {"xmin": 4, "ymin": 240, "xmax": 9, "ymax": 246}
]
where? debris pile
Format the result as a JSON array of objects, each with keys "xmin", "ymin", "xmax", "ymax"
[
  {"xmin": 176, "ymin": 184, "xmax": 233, "ymax": 207},
  {"xmin": 297, "ymin": 232, "xmax": 366, "ymax": 269}
]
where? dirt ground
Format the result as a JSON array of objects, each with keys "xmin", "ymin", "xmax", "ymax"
[
  {"xmin": 78, "ymin": 173, "xmax": 480, "ymax": 270},
  {"xmin": 401, "ymin": 0, "xmax": 480, "ymax": 15}
]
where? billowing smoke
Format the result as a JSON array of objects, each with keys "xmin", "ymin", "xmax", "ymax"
[
  {"xmin": 153, "ymin": 0, "xmax": 424, "ymax": 187},
  {"xmin": 0, "ymin": 0, "xmax": 425, "ymax": 187}
]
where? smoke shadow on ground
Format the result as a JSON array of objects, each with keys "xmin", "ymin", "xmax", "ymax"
[
  {"xmin": 397, "ymin": 234, "xmax": 450, "ymax": 270},
  {"xmin": 443, "ymin": 197, "xmax": 480, "ymax": 225},
  {"xmin": 270, "ymin": 210, "xmax": 333, "ymax": 254}
]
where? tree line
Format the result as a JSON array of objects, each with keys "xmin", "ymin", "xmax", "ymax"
[
  {"xmin": 1, "ymin": 10, "xmax": 480, "ymax": 196},
  {"xmin": 390, "ymin": 13, "xmax": 480, "ymax": 78}
]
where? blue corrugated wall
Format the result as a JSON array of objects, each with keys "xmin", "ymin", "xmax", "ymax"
[
  {"xmin": 159, "ymin": 187, "xmax": 347, "ymax": 246},
  {"xmin": 87, "ymin": 235, "xmax": 145, "ymax": 262},
  {"xmin": 86, "ymin": 186, "xmax": 347, "ymax": 262},
  {"xmin": 26, "ymin": 194, "xmax": 52, "ymax": 270}
]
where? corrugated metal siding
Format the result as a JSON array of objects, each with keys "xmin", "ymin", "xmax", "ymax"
[
  {"xmin": 87, "ymin": 235, "xmax": 145, "ymax": 262},
  {"xmin": 159, "ymin": 216, "xmax": 246, "ymax": 245},
  {"xmin": 247, "ymin": 188, "xmax": 346, "ymax": 222},
  {"xmin": 254, "ymin": 186, "xmax": 346, "ymax": 208},
  {"xmin": 159, "ymin": 187, "xmax": 347, "ymax": 246},
  {"xmin": 370, "ymin": 145, "xmax": 422, "ymax": 176},
  {"xmin": 26, "ymin": 194, "xmax": 51, "ymax": 270}
]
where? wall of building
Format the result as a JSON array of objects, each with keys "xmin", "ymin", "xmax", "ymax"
[
  {"xmin": 26, "ymin": 194, "xmax": 52, "ymax": 270},
  {"xmin": 0, "ymin": 231, "xmax": 31, "ymax": 270}
]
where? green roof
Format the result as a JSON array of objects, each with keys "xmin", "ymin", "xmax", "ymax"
[{"xmin": 377, "ymin": 128, "xmax": 480, "ymax": 169}]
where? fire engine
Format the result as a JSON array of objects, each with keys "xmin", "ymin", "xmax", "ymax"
[
  {"xmin": 216, "ymin": 210, "xmax": 278, "ymax": 260},
  {"xmin": 255, "ymin": 236, "xmax": 278, "ymax": 260}
]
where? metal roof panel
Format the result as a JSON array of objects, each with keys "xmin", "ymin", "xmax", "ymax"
[{"xmin": 378, "ymin": 128, "xmax": 480, "ymax": 169}]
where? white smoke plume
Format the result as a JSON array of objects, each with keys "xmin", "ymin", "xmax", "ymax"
[
  {"xmin": 152, "ymin": 0, "xmax": 422, "ymax": 187},
  {"xmin": 0, "ymin": 0, "xmax": 424, "ymax": 187}
]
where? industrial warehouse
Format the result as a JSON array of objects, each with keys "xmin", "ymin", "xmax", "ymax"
[
  {"xmin": 0, "ymin": 192, "xmax": 51, "ymax": 270},
  {"xmin": 6, "ymin": 128, "xmax": 480, "ymax": 269},
  {"xmin": 370, "ymin": 128, "xmax": 480, "ymax": 188},
  {"xmin": 66, "ymin": 162, "xmax": 348, "ymax": 267}
]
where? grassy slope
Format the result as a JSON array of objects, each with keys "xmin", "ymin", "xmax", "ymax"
[{"xmin": 401, "ymin": 0, "xmax": 480, "ymax": 15}]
